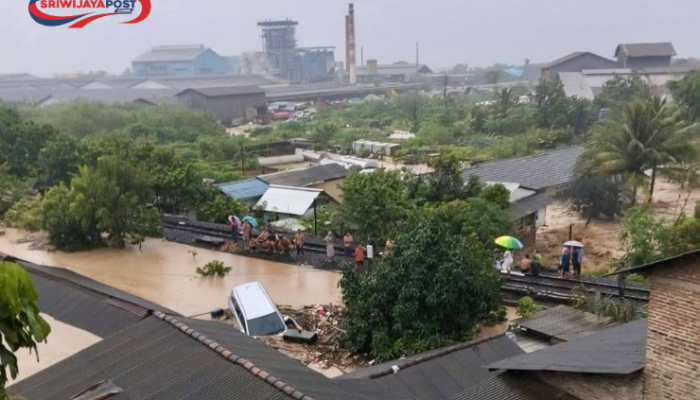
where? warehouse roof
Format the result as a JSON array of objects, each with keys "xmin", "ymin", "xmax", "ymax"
[
  {"xmin": 133, "ymin": 45, "xmax": 211, "ymax": 63},
  {"xmin": 615, "ymin": 42, "xmax": 676, "ymax": 58},
  {"xmin": 37, "ymin": 89, "xmax": 179, "ymax": 106},
  {"xmin": 259, "ymin": 164, "xmax": 348, "ymax": 187},
  {"xmin": 486, "ymin": 319, "xmax": 647, "ymax": 374},
  {"xmin": 10, "ymin": 313, "xmax": 407, "ymax": 400},
  {"xmin": 217, "ymin": 178, "xmax": 269, "ymax": 201},
  {"xmin": 175, "ymin": 85, "xmax": 265, "ymax": 98},
  {"xmin": 462, "ymin": 147, "xmax": 583, "ymax": 190},
  {"xmin": 603, "ymin": 248, "xmax": 700, "ymax": 277},
  {"xmin": 255, "ymin": 185, "xmax": 323, "ymax": 216},
  {"xmin": 513, "ymin": 305, "xmax": 619, "ymax": 342},
  {"xmin": 449, "ymin": 373, "xmax": 580, "ymax": 400},
  {"xmin": 340, "ymin": 334, "xmax": 524, "ymax": 400}
]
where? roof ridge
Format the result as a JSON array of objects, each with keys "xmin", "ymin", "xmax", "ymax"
[
  {"xmin": 369, "ymin": 333, "xmax": 507, "ymax": 379},
  {"xmin": 153, "ymin": 311, "xmax": 316, "ymax": 400}
]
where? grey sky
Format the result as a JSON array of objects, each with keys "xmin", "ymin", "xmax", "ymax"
[{"xmin": 1, "ymin": 0, "xmax": 699, "ymax": 76}]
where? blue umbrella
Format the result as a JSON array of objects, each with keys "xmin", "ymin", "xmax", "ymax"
[{"xmin": 243, "ymin": 216, "xmax": 258, "ymax": 227}]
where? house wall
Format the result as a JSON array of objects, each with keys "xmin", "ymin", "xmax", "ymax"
[
  {"xmin": 643, "ymin": 256, "xmax": 700, "ymax": 399},
  {"xmin": 537, "ymin": 371, "xmax": 643, "ymax": 400},
  {"xmin": 542, "ymin": 53, "xmax": 617, "ymax": 81},
  {"xmin": 177, "ymin": 91, "xmax": 267, "ymax": 123},
  {"xmin": 618, "ymin": 55, "xmax": 672, "ymax": 69},
  {"xmin": 310, "ymin": 179, "xmax": 345, "ymax": 204}
]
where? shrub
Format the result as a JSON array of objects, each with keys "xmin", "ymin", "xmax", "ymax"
[
  {"xmin": 516, "ymin": 296, "xmax": 543, "ymax": 318},
  {"xmin": 196, "ymin": 260, "xmax": 231, "ymax": 277}
]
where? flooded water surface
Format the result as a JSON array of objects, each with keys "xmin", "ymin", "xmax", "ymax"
[{"xmin": 0, "ymin": 229, "xmax": 342, "ymax": 316}]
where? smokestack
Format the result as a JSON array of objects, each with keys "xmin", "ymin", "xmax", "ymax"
[
  {"xmin": 345, "ymin": 15, "xmax": 350, "ymax": 73},
  {"xmin": 416, "ymin": 42, "xmax": 420, "ymax": 66},
  {"xmin": 361, "ymin": 46, "xmax": 364, "ymax": 66},
  {"xmin": 348, "ymin": 3, "xmax": 357, "ymax": 84}
]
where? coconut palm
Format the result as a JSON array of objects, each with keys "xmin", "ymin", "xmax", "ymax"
[{"xmin": 577, "ymin": 96, "xmax": 700, "ymax": 205}]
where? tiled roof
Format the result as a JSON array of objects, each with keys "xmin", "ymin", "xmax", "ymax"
[
  {"xmin": 18, "ymin": 260, "xmax": 176, "ymax": 338},
  {"xmin": 11, "ymin": 313, "xmax": 409, "ymax": 400},
  {"xmin": 340, "ymin": 334, "xmax": 524, "ymax": 400},
  {"xmin": 462, "ymin": 147, "xmax": 584, "ymax": 190},
  {"xmin": 615, "ymin": 42, "xmax": 677, "ymax": 58},
  {"xmin": 450, "ymin": 373, "xmax": 580, "ymax": 400},
  {"xmin": 514, "ymin": 305, "xmax": 619, "ymax": 342},
  {"xmin": 176, "ymin": 85, "xmax": 265, "ymax": 98},
  {"xmin": 133, "ymin": 45, "xmax": 209, "ymax": 63},
  {"xmin": 486, "ymin": 319, "xmax": 647, "ymax": 374},
  {"xmin": 259, "ymin": 164, "xmax": 349, "ymax": 187},
  {"xmin": 217, "ymin": 178, "xmax": 269, "ymax": 201}
]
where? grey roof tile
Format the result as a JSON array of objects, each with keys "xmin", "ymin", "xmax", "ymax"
[
  {"xmin": 258, "ymin": 164, "xmax": 348, "ymax": 187},
  {"xmin": 176, "ymin": 85, "xmax": 265, "ymax": 98},
  {"xmin": 449, "ymin": 373, "xmax": 580, "ymax": 400},
  {"xmin": 462, "ymin": 147, "xmax": 583, "ymax": 190},
  {"xmin": 615, "ymin": 42, "xmax": 677, "ymax": 58},
  {"xmin": 514, "ymin": 305, "xmax": 620, "ymax": 342},
  {"xmin": 133, "ymin": 45, "xmax": 209, "ymax": 63},
  {"xmin": 486, "ymin": 319, "xmax": 647, "ymax": 374}
]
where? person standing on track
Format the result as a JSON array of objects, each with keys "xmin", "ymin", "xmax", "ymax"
[
  {"xmin": 242, "ymin": 220, "xmax": 251, "ymax": 250},
  {"xmin": 294, "ymin": 229, "xmax": 305, "ymax": 257},
  {"xmin": 324, "ymin": 231, "xmax": 336, "ymax": 261},
  {"xmin": 344, "ymin": 232, "xmax": 354, "ymax": 257}
]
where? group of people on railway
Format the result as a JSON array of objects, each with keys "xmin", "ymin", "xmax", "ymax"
[{"xmin": 499, "ymin": 247, "xmax": 584, "ymax": 278}]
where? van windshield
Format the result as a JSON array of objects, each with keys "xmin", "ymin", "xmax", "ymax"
[{"xmin": 247, "ymin": 312, "xmax": 286, "ymax": 336}]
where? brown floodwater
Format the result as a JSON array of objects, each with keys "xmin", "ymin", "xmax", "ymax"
[{"xmin": 0, "ymin": 229, "xmax": 342, "ymax": 316}]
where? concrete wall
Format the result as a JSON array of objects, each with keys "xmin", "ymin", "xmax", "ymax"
[
  {"xmin": 177, "ymin": 91, "xmax": 266, "ymax": 124},
  {"xmin": 310, "ymin": 179, "xmax": 345, "ymax": 204},
  {"xmin": 538, "ymin": 371, "xmax": 643, "ymax": 400},
  {"xmin": 644, "ymin": 256, "xmax": 700, "ymax": 399}
]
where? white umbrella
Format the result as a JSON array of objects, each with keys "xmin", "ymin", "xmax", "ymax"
[{"xmin": 563, "ymin": 240, "xmax": 584, "ymax": 248}]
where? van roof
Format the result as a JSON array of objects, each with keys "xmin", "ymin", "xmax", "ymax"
[{"xmin": 231, "ymin": 282, "xmax": 277, "ymax": 319}]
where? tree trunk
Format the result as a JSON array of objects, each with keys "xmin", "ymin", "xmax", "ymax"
[
  {"xmin": 631, "ymin": 180, "xmax": 638, "ymax": 207},
  {"xmin": 648, "ymin": 166, "xmax": 657, "ymax": 203}
]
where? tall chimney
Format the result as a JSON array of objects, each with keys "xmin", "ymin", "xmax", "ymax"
[
  {"xmin": 361, "ymin": 46, "xmax": 364, "ymax": 66},
  {"xmin": 345, "ymin": 15, "xmax": 350, "ymax": 73},
  {"xmin": 416, "ymin": 42, "xmax": 420, "ymax": 66},
  {"xmin": 348, "ymin": 3, "xmax": 357, "ymax": 84}
]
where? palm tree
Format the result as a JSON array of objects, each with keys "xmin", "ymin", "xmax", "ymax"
[
  {"xmin": 493, "ymin": 87, "xmax": 513, "ymax": 118},
  {"xmin": 577, "ymin": 96, "xmax": 700, "ymax": 205}
]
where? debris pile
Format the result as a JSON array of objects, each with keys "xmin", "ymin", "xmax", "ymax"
[{"xmin": 266, "ymin": 304, "xmax": 369, "ymax": 374}]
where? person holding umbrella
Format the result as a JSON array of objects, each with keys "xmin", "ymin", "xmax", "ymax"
[
  {"xmin": 563, "ymin": 241, "xmax": 585, "ymax": 278},
  {"xmin": 494, "ymin": 236, "xmax": 524, "ymax": 275}
]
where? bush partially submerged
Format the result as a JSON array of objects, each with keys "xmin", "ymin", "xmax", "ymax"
[{"xmin": 196, "ymin": 260, "xmax": 231, "ymax": 278}]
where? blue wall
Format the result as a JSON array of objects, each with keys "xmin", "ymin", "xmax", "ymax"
[{"xmin": 133, "ymin": 49, "xmax": 231, "ymax": 76}]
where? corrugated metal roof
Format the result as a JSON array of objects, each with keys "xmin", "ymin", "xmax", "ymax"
[
  {"xmin": 255, "ymin": 185, "xmax": 323, "ymax": 216},
  {"xmin": 176, "ymin": 85, "xmax": 265, "ymax": 98},
  {"xmin": 356, "ymin": 64, "xmax": 433, "ymax": 76},
  {"xmin": 340, "ymin": 335, "xmax": 524, "ymax": 400},
  {"xmin": 510, "ymin": 193, "xmax": 553, "ymax": 220},
  {"xmin": 259, "ymin": 164, "xmax": 348, "ymax": 187},
  {"xmin": 615, "ymin": 42, "xmax": 676, "ymax": 58},
  {"xmin": 37, "ymin": 89, "xmax": 179, "ymax": 105},
  {"xmin": 486, "ymin": 319, "xmax": 647, "ymax": 374},
  {"xmin": 514, "ymin": 305, "xmax": 619, "ymax": 342},
  {"xmin": 462, "ymin": 147, "xmax": 583, "ymax": 190},
  {"xmin": 133, "ymin": 45, "xmax": 209, "ymax": 63},
  {"xmin": 217, "ymin": 178, "xmax": 269, "ymax": 201},
  {"xmin": 450, "ymin": 373, "xmax": 580, "ymax": 400}
]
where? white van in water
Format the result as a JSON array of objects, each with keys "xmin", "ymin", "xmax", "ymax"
[{"xmin": 228, "ymin": 282, "xmax": 287, "ymax": 337}]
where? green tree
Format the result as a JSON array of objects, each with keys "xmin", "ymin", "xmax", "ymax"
[
  {"xmin": 484, "ymin": 70, "xmax": 502, "ymax": 87},
  {"xmin": 0, "ymin": 164, "xmax": 34, "ymax": 217},
  {"xmin": 533, "ymin": 80, "xmax": 571, "ymax": 129},
  {"xmin": 425, "ymin": 153, "xmax": 465, "ymax": 203},
  {"xmin": 570, "ymin": 177, "xmax": 623, "ymax": 226},
  {"xmin": 37, "ymin": 133, "xmax": 87, "ymax": 189},
  {"xmin": 339, "ymin": 202, "xmax": 504, "ymax": 361},
  {"xmin": 578, "ymin": 97, "xmax": 699, "ymax": 204},
  {"xmin": 0, "ymin": 262, "xmax": 51, "ymax": 398},
  {"xmin": 417, "ymin": 122, "xmax": 453, "ymax": 145},
  {"xmin": 395, "ymin": 93, "xmax": 429, "ymax": 133},
  {"xmin": 196, "ymin": 192, "xmax": 246, "ymax": 224},
  {"xmin": 594, "ymin": 75, "xmax": 652, "ymax": 117},
  {"xmin": 669, "ymin": 70, "xmax": 700, "ymax": 122},
  {"xmin": 481, "ymin": 183, "xmax": 511, "ymax": 209},
  {"xmin": 493, "ymin": 87, "xmax": 514, "ymax": 118},
  {"xmin": 0, "ymin": 121, "xmax": 55, "ymax": 178},
  {"xmin": 341, "ymin": 169, "xmax": 413, "ymax": 242}
]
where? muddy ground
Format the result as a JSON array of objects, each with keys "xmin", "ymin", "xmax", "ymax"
[{"xmin": 537, "ymin": 178, "xmax": 700, "ymax": 273}]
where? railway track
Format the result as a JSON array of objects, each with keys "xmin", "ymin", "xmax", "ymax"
[
  {"xmin": 162, "ymin": 217, "xmax": 650, "ymax": 303},
  {"xmin": 504, "ymin": 273, "xmax": 649, "ymax": 302},
  {"xmin": 161, "ymin": 219, "xmax": 351, "ymax": 256}
]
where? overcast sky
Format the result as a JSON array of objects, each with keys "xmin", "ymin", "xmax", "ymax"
[{"xmin": 2, "ymin": 0, "xmax": 699, "ymax": 76}]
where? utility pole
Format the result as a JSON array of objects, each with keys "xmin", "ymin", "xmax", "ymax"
[{"xmin": 241, "ymin": 143, "xmax": 246, "ymax": 175}]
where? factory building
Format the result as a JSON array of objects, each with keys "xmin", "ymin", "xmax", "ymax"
[
  {"xmin": 175, "ymin": 86, "xmax": 267, "ymax": 125},
  {"xmin": 132, "ymin": 45, "xmax": 230, "ymax": 77}
]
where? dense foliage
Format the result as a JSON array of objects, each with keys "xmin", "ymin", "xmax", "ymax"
[
  {"xmin": 0, "ymin": 262, "xmax": 51, "ymax": 398},
  {"xmin": 570, "ymin": 177, "xmax": 623, "ymax": 225},
  {"xmin": 196, "ymin": 260, "xmax": 232, "ymax": 278},
  {"xmin": 339, "ymin": 201, "xmax": 506, "ymax": 361}
]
